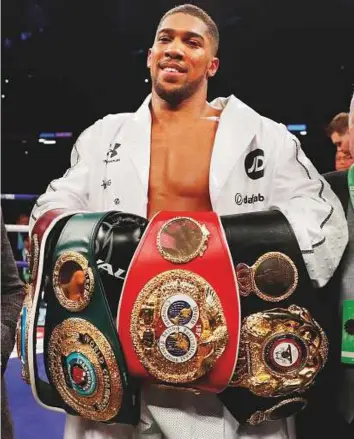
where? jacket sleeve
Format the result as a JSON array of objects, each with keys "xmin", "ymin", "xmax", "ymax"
[
  {"xmin": 29, "ymin": 120, "xmax": 102, "ymax": 231},
  {"xmin": 268, "ymin": 127, "xmax": 348, "ymax": 287}
]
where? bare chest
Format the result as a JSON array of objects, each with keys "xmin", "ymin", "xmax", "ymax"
[{"xmin": 149, "ymin": 121, "xmax": 218, "ymax": 199}]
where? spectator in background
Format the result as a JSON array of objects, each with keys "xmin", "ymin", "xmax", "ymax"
[
  {"xmin": 349, "ymin": 94, "xmax": 354, "ymax": 160},
  {"xmin": 327, "ymin": 112, "xmax": 354, "ymax": 171},
  {"xmin": 1, "ymin": 209, "xmax": 25, "ymax": 439}
]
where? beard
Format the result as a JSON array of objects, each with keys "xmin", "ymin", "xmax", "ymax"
[{"xmin": 152, "ymin": 74, "xmax": 205, "ymax": 107}]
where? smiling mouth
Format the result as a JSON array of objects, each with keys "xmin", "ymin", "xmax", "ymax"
[
  {"xmin": 162, "ymin": 67, "xmax": 183, "ymax": 73},
  {"xmin": 160, "ymin": 68, "xmax": 186, "ymax": 82}
]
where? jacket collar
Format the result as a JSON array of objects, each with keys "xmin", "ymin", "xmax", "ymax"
[
  {"xmin": 118, "ymin": 94, "xmax": 261, "ymax": 204},
  {"xmin": 208, "ymin": 95, "xmax": 261, "ymax": 204}
]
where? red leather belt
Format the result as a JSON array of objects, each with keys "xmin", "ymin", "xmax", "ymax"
[
  {"xmin": 30, "ymin": 209, "xmax": 68, "ymax": 298},
  {"xmin": 118, "ymin": 211, "xmax": 240, "ymax": 393}
]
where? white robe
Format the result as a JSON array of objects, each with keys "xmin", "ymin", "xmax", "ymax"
[{"xmin": 30, "ymin": 94, "xmax": 348, "ymax": 439}]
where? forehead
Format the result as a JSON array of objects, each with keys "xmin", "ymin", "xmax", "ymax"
[
  {"xmin": 331, "ymin": 131, "xmax": 348, "ymax": 143},
  {"xmin": 157, "ymin": 13, "xmax": 209, "ymax": 38}
]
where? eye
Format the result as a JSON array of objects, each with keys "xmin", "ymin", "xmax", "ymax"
[
  {"xmin": 158, "ymin": 36, "xmax": 170, "ymax": 43},
  {"xmin": 187, "ymin": 40, "xmax": 200, "ymax": 48}
]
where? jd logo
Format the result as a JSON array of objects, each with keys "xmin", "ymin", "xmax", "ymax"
[
  {"xmin": 104, "ymin": 143, "xmax": 121, "ymax": 163},
  {"xmin": 235, "ymin": 193, "xmax": 265, "ymax": 206},
  {"xmin": 96, "ymin": 259, "xmax": 126, "ymax": 280},
  {"xmin": 245, "ymin": 149, "xmax": 264, "ymax": 180}
]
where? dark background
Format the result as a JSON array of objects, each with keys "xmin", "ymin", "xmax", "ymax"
[{"xmin": 2, "ymin": 0, "xmax": 354, "ymax": 216}]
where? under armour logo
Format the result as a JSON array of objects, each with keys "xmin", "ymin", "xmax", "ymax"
[
  {"xmin": 104, "ymin": 143, "xmax": 121, "ymax": 163},
  {"xmin": 108, "ymin": 143, "xmax": 120, "ymax": 158},
  {"xmin": 245, "ymin": 149, "xmax": 265, "ymax": 180}
]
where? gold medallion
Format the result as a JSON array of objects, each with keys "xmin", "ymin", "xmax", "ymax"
[
  {"xmin": 47, "ymin": 318, "xmax": 122, "ymax": 422},
  {"xmin": 236, "ymin": 252, "xmax": 298, "ymax": 302},
  {"xmin": 131, "ymin": 269, "xmax": 228, "ymax": 383},
  {"xmin": 247, "ymin": 397, "xmax": 307, "ymax": 425},
  {"xmin": 16, "ymin": 284, "xmax": 33, "ymax": 383},
  {"xmin": 52, "ymin": 251, "xmax": 94, "ymax": 312},
  {"xmin": 230, "ymin": 305, "xmax": 328, "ymax": 397},
  {"xmin": 157, "ymin": 217, "xmax": 210, "ymax": 264}
]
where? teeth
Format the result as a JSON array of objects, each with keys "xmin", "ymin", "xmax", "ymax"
[{"xmin": 164, "ymin": 67, "xmax": 179, "ymax": 73}]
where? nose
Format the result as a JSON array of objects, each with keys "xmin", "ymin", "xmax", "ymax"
[{"xmin": 164, "ymin": 40, "xmax": 184, "ymax": 59}]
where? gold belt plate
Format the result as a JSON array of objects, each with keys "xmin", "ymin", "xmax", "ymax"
[
  {"xmin": 131, "ymin": 269, "xmax": 228, "ymax": 383},
  {"xmin": 230, "ymin": 305, "xmax": 328, "ymax": 397},
  {"xmin": 47, "ymin": 319, "xmax": 122, "ymax": 421}
]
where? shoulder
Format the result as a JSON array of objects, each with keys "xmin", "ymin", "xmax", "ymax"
[
  {"xmin": 101, "ymin": 112, "xmax": 133, "ymax": 126},
  {"xmin": 77, "ymin": 112, "xmax": 133, "ymax": 142},
  {"xmin": 258, "ymin": 115, "xmax": 294, "ymax": 145},
  {"xmin": 93, "ymin": 112, "xmax": 133, "ymax": 132},
  {"xmin": 223, "ymin": 95, "xmax": 294, "ymax": 148}
]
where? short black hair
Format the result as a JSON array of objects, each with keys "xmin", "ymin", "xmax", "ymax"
[
  {"xmin": 326, "ymin": 112, "xmax": 349, "ymax": 137},
  {"xmin": 157, "ymin": 4, "xmax": 219, "ymax": 55}
]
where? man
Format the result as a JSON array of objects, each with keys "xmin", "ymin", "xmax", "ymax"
[
  {"xmin": 1, "ymin": 210, "xmax": 25, "ymax": 439},
  {"xmin": 327, "ymin": 111, "xmax": 354, "ymax": 171},
  {"xmin": 30, "ymin": 5, "xmax": 348, "ymax": 439}
]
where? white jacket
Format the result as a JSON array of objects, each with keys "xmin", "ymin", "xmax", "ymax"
[{"xmin": 31, "ymin": 94, "xmax": 348, "ymax": 288}]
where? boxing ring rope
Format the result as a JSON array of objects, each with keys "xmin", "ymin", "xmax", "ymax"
[
  {"xmin": 6, "ymin": 224, "xmax": 30, "ymax": 233},
  {"xmin": 5, "ymin": 223, "xmax": 30, "ymax": 268},
  {"xmin": 2, "ymin": 192, "xmax": 36, "ymax": 268},
  {"xmin": 1, "ymin": 194, "xmax": 39, "ymax": 200}
]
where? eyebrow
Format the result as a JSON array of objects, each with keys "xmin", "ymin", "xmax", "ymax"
[{"xmin": 157, "ymin": 28, "xmax": 205, "ymax": 41}]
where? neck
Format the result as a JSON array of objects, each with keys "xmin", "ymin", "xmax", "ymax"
[{"xmin": 150, "ymin": 87, "xmax": 211, "ymax": 124}]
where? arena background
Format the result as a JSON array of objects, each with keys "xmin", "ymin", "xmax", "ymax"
[{"xmin": 1, "ymin": 1, "xmax": 354, "ymax": 438}]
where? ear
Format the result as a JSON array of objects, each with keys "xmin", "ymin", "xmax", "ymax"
[
  {"xmin": 147, "ymin": 48, "xmax": 152, "ymax": 69},
  {"xmin": 207, "ymin": 57, "xmax": 219, "ymax": 78}
]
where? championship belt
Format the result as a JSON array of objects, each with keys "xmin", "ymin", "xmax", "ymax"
[
  {"xmin": 25, "ymin": 210, "xmax": 145, "ymax": 424},
  {"xmin": 22, "ymin": 209, "xmax": 332, "ymax": 427},
  {"xmin": 219, "ymin": 211, "xmax": 329, "ymax": 424},
  {"xmin": 17, "ymin": 209, "xmax": 76, "ymax": 395},
  {"xmin": 118, "ymin": 211, "xmax": 240, "ymax": 393}
]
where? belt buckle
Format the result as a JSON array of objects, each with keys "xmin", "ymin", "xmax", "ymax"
[
  {"xmin": 230, "ymin": 305, "xmax": 328, "ymax": 397},
  {"xmin": 131, "ymin": 269, "xmax": 228, "ymax": 384},
  {"xmin": 47, "ymin": 318, "xmax": 123, "ymax": 421}
]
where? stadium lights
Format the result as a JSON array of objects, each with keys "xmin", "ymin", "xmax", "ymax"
[
  {"xmin": 38, "ymin": 138, "xmax": 57, "ymax": 144},
  {"xmin": 39, "ymin": 132, "xmax": 72, "ymax": 139},
  {"xmin": 287, "ymin": 124, "xmax": 307, "ymax": 132}
]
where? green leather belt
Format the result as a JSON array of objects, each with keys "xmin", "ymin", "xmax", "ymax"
[{"xmin": 43, "ymin": 212, "xmax": 140, "ymax": 424}]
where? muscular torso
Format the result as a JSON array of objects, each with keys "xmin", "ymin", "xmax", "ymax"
[{"xmin": 147, "ymin": 108, "xmax": 221, "ymax": 219}]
